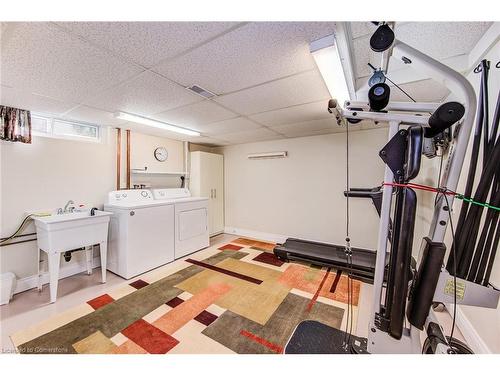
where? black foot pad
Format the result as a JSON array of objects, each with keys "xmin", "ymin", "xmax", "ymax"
[{"xmin": 284, "ymin": 320, "xmax": 369, "ymax": 354}]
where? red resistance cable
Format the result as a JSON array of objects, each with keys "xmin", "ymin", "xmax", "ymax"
[{"xmin": 382, "ymin": 182, "xmax": 457, "ymax": 196}]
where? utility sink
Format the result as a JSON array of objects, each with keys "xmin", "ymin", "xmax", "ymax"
[
  {"xmin": 32, "ymin": 210, "xmax": 112, "ymax": 303},
  {"xmin": 33, "ymin": 210, "xmax": 113, "ymax": 253}
]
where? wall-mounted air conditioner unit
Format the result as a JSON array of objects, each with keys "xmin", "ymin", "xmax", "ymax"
[{"xmin": 247, "ymin": 151, "xmax": 288, "ymax": 160}]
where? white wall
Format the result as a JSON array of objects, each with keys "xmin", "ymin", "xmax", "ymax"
[
  {"xmin": 129, "ymin": 132, "xmax": 185, "ymax": 189},
  {"xmin": 222, "ymin": 127, "xmax": 389, "ymax": 250}
]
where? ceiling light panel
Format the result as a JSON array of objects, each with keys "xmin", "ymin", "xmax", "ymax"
[{"xmin": 115, "ymin": 112, "xmax": 200, "ymax": 136}]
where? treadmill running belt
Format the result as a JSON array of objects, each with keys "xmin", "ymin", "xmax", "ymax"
[{"xmin": 273, "ymin": 238, "xmax": 378, "ymax": 283}]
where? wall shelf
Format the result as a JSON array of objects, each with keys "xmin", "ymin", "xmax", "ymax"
[{"xmin": 131, "ymin": 169, "xmax": 189, "ymax": 176}]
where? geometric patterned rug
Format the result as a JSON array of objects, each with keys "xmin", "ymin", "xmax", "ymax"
[{"xmin": 11, "ymin": 237, "xmax": 362, "ymax": 354}]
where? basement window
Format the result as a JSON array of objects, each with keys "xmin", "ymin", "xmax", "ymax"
[{"xmin": 32, "ymin": 114, "xmax": 100, "ymax": 142}]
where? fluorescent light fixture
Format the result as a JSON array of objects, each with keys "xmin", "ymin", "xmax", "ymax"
[
  {"xmin": 114, "ymin": 112, "xmax": 200, "ymax": 136},
  {"xmin": 247, "ymin": 151, "xmax": 288, "ymax": 160},
  {"xmin": 310, "ymin": 34, "xmax": 351, "ymax": 107}
]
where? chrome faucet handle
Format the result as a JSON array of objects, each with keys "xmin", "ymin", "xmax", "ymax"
[
  {"xmin": 57, "ymin": 208, "xmax": 63, "ymax": 215},
  {"xmin": 63, "ymin": 199, "xmax": 75, "ymax": 213},
  {"xmin": 68, "ymin": 207, "xmax": 75, "ymax": 213}
]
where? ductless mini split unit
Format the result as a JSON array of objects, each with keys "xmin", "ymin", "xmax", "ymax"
[{"xmin": 247, "ymin": 151, "xmax": 288, "ymax": 160}]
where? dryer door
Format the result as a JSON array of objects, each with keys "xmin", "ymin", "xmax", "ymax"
[
  {"xmin": 179, "ymin": 208, "xmax": 207, "ymax": 241},
  {"xmin": 175, "ymin": 202, "xmax": 209, "ymax": 259}
]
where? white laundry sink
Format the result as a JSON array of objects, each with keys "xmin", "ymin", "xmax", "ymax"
[
  {"xmin": 33, "ymin": 210, "xmax": 113, "ymax": 303},
  {"xmin": 33, "ymin": 210, "xmax": 113, "ymax": 252}
]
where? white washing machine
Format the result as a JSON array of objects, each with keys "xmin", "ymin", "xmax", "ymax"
[
  {"xmin": 152, "ymin": 188, "xmax": 209, "ymax": 259},
  {"xmin": 104, "ymin": 189, "xmax": 175, "ymax": 279}
]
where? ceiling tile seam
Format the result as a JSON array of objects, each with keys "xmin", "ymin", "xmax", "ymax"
[
  {"xmin": 244, "ymin": 98, "xmax": 332, "ymax": 117},
  {"xmin": 4, "ymin": 23, "xmax": 149, "ymax": 115},
  {"xmin": 147, "ymin": 22, "xmax": 251, "ymax": 73},
  {"xmin": 356, "ymin": 51, "xmax": 472, "ymax": 81},
  {"xmin": 215, "ymin": 68, "xmax": 318, "ymax": 97},
  {"xmin": 50, "ymin": 21, "xmax": 240, "ymax": 107},
  {"xmin": 50, "ymin": 22, "xmax": 149, "ymax": 71},
  {"xmin": 48, "ymin": 22, "xmax": 208, "ymax": 113},
  {"xmin": 150, "ymin": 99, "xmax": 241, "ymax": 125}
]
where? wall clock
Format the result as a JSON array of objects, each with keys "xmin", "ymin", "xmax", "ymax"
[{"xmin": 154, "ymin": 147, "xmax": 168, "ymax": 162}]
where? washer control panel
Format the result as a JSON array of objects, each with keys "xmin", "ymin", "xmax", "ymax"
[
  {"xmin": 152, "ymin": 188, "xmax": 191, "ymax": 200},
  {"xmin": 107, "ymin": 189, "xmax": 153, "ymax": 204}
]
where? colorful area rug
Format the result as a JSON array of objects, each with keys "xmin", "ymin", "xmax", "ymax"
[{"xmin": 11, "ymin": 237, "xmax": 362, "ymax": 354}]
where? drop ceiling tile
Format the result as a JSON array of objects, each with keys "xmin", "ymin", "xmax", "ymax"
[
  {"xmin": 152, "ymin": 100, "xmax": 238, "ymax": 128},
  {"xmin": 0, "ymin": 23, "xmax": 143, "ymax": 104},
  {"xmin": 85, "ymin": 71, "xmax": 202, "ymax": 116},
  {"xmin": 271, "ymin": 118, "xmax": 338, "ymax": 137},
  {"xmin": 249, "ymin": 100, "xmax": 331, "ymax": 127},
  {"xmin": 352, "ymin": 35, "xmax": 376, "ymax": 79},
  {"xmin": 215, "ymin": 69, "xmax": 330, "ymax": 116},
  {"xmin": 0, "ymin": 85, "xmax": 75, "ymax": 116},
  {"xmin": 199, "ymin": 117, "xmax": 262, "ymax": 136},
  {"xmin": 61, "ymin": 105, "xmax": 127, "ymax": 127},
  {"xmin": 390, "ymin": 79, "xmax": 450, "ymax": 103},
  {"xmin": 154, "ymin": 22, "xmax": 336, "ymax": 94},
  {"xmin": 56, "ymin": 22, "xmax": 240, "ymax": 68},
  {"xmin": 350, "ymin": 22, "xmax": 377, "ymax": 39},
  {"xmin": 215, "ymin": 127, "xmax": 284, "ymax": 144},
  {"xmin": 352, "ymin": 22, "xmax": 492, "ymax": 80},
  {"xmin": 394, "ymin": 22, "xmax": 492, "ymax": 60}
]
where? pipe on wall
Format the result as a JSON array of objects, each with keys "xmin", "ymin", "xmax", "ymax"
[
  {"xmin": 126, "ymin": 129, "xmax": 131, "ymax": 189},
  {"xmin": 116, "ymin": 128, "xmax": 121, "ymax": 190}
]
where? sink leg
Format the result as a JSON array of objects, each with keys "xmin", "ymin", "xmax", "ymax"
[
  {"xmin": 99, "ymin": 242, "xmax": 107, "ymax": 284},
  {"xmin": 85, "ymin": 246, "xmax": 93, "ymax": 275},
  {"xmin": 37, "ymin": 249, "xmax": 43, "ymax": 292},
  {"xmin": 48, "ymin": 252, "xmax": 61, "ymax": 304}
]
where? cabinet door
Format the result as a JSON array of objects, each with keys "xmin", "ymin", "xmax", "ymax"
[{"xmin": 210, "ymin": 153, "xmax": 224, "ymax": 234}]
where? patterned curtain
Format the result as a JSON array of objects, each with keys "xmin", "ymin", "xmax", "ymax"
[{"xmin": 0, "ymin": 105, "xmax": 32, "ymax": 143}]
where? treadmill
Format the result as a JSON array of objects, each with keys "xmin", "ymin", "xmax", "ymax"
[{"xmin": 273, "ymin": 187, "xmax": 387, "ymax": 283}]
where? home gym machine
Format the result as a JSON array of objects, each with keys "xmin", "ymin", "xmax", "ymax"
[{"xmin": 282, "ymin": 22, "xmax": 499, "ymax": 354}]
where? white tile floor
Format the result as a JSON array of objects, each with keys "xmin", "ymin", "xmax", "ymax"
[{"xmin": 0, "ymin": 233, "xmax": 464, "ymax": 353}]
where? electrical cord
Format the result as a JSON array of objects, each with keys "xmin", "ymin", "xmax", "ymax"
[
  {"xmin": 342, "ymin": 110, "xmax": 355, "ymax": 351},
  {"xmin": 0, "ymin": 215, "xmax": 35, "ymax": 244}
]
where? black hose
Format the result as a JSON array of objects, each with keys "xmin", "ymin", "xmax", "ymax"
[
  {"xmin": 446, "ymin": 72, "xmax": 484, "ymax": 273},
  {"xmin": 483, "ymin": 219, "xmax": 500, "ymax": 286},
  {"xmin": 480, "ymin": 60, "xmax": 490, "ymax": 159},
  {"xmin": 457, "ymin": 137, "xmax": 500, "ymax": 277},
  {"xmin": 474, "ymin": 180, "xmax": 499, "ymax": 283}
]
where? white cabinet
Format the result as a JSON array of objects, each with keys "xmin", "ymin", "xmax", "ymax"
[{"xmin": 190, "ymin": 151, "xmax": 224, "ymax": 236}]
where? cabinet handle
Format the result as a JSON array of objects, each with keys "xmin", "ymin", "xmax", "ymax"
[
  {"xmin": 214, "ymin": 188, "xmax": 216, "ymax": 199},
  {"xmin": 210, "ymin": 189, "xmax": 213, "ymax": 199}
]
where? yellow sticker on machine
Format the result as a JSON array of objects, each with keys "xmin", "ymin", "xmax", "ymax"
[{"xmin": 444, "ymin": 279, "xmax": 465, "ymax": 301}]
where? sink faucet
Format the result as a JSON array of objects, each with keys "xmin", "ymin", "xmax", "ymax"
[{"xmin": 63, "ymin": 200, "xmax": 75, "ymax": 213}]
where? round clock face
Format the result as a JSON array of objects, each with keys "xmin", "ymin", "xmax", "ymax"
[{"xmin": 154, "ymin": 147, "xmax": 168, "ymax": 162}]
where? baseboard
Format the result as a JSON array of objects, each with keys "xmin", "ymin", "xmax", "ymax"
[
  {"xmin": 224, "ymin": 227, "xmax": 288, "ymax": 244},
  {"xmin": 446, "ymin": 304, "xmax": 491, "ymax": 354},
  {"xmin": 14, "ymin": 257, "xmax": 101, "ymax": 295}
]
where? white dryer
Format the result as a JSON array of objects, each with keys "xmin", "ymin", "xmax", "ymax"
[
  {"xmin": 104, "ymin": 189, "xmax": 175, "ymax": 279},
  {"xmin": 152, "ymin": 188, "xmax": 209, "ymax": 259}
]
